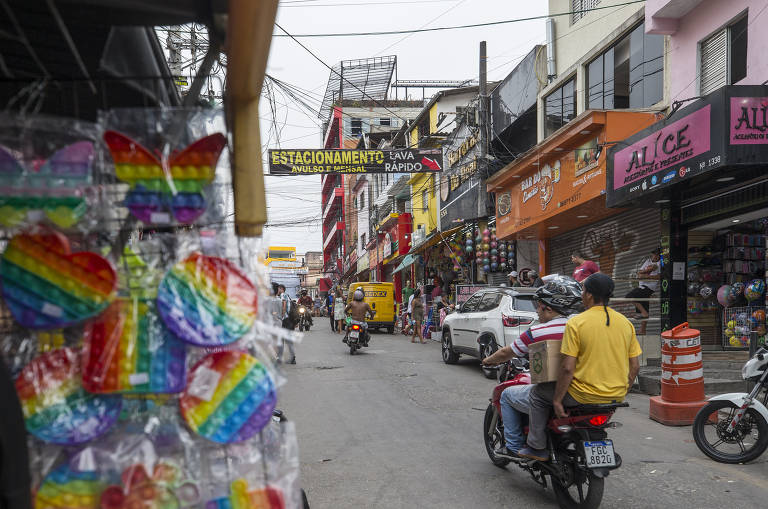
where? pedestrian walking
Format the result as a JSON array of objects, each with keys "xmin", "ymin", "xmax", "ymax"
[
  {"xmin": 411, "ymin": 289, "xmax": 426, "ymax": 344},
  {"xmin": 326, "ymin": 292, "xmax": 336, "ymax": 331},
  {"xmin": 625, "ymin": 247, "xmax": 660, "ymax": 335},
  {"xmin": 333, "ymin": 287, "xmax": 345, "ymax": 334},
  {"xmin": 276, "ymin": 284, "xmax": 296, "ymax": 364}
]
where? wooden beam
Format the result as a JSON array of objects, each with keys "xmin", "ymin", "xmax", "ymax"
[{"xmin": 226, "ymin": 0, "xmax": 279, "ymax": 237}]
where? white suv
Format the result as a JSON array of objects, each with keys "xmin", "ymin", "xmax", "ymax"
[{"xmin": 441, "ymin": 287, "xmax": 539, "ymax": 378}]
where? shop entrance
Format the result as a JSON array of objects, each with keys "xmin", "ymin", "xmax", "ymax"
[{"xmin": 687, "ymin": 207, "xmax": 768, "ymax": 349}]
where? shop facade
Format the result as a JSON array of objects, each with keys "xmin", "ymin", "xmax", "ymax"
[{"xmin": 607, "ymin": 85, "xmax": 768, "ymax": 349}]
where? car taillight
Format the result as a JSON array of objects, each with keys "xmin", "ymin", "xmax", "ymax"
[
  {"xmin": 588, "ymin": 415, "xmax": 610, "ymax": 427},
  {"xmin": 502, "ymin": 315, "xmax": 533, "ymax": 327}
]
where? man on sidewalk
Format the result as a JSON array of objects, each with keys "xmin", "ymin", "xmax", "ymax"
[
  {"xmin": 277, "ymin": 284, "xmax": 296, "ymax": 364},
  {"xmin": 519, "ymin": 273, "xmax": 642, "ymax": 461}
]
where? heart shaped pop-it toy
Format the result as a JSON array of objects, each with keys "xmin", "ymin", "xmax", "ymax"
[
  {"xmin": 35, "ymin": 462, "xmax": 106, "ymax": 509},
  {"xmin": 156, "ymin": 253, "xmax": 257, "ymax": 347},
  {"xmin": 0, "ymin": 142, "xmax": 94, "ymax": 228},
  {"xmin": 82, "ymin": 298, "xmax": 186, "ymax": 394},
  {"xmin": 103, "ymin": 131, "xmax": 226, "ymax": 225},
  {"xmin": 15, "ymin": 347, "xmax": 121, "ymax": 445},
  {"xmin": 0, "ymin": 229, "xmax": 117, "ymax": 329},
  {"xmin": 179, "ymin": 351, "xmax": 276, "ymax": 444}
]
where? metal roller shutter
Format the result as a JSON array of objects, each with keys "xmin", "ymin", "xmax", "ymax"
[
  {"xmin": 548, "ymin": 208, "xmax": 662, "ymax": 335},
  {"xmin": 699, "ymin": 28, "xmax": 727, "ymax": 96}
]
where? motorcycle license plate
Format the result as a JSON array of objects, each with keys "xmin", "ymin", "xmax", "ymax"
[
  {"xmin": 583, "ymin": 440, "xmax": 616, "ymax": 468},
  {"xmin": 350, "ymin": 331, "xmax": 359, "ymax": 338}
]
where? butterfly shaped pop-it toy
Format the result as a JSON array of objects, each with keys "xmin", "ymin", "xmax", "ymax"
[
  {"xmin": 0, "ymin": 229, "xmax": 118, "ymax": 329},
  {"xmin": 103, "ymin": 131, "xmax": 226, "ymax": 225},
  {"xmin": 0, "ymin": 142, "xmax": 94, "ymax": 228}
]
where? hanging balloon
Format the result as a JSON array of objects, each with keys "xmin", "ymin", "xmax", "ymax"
[
  {"xmin": 499, "ymin": 262, "xmax": 507, "ymax": 271},
  {"xmin": 483, "ymin": 264, "xmax": 491, "ymax": 273},
  {"xmin": 475, "ymin": 234, "xmax": 483, "ymax": 244},
  {"xmin": 465, "ymin": 245, "xmax": 473, "ymax": 253},
  {"xmin": 500, "ymin": 257, "xmax": 506, "ymax": 264},
  {"xmin": 490, "ymin": 248, "xmax": 498, "ymax": 256},
  {"xmin": 717, "ymin": 285, "xmax": 733, "ymax": 307},
  {"xmin": 491, "ymin": 262, "xmax": 499, "ymax": 271},
  {"xmin": 490, "ymin": 241, "xmax": 498, "ymax": 249},
  {"xmin": 745, "ymin": 279, "xmax": 765, "ymax": 302},
  {"xmin": 482, "ymin": 243, "xmax": 490, "ymax": 251},
  {"xmin": 453, "ymin": 265, "xmax": 460, "ymax": 272},
  {"xmin": 699, "ymin": 285, "xmax": 713, "ymax": 298},
  {"xmin": 483, "ymin": 257, "xmax": 490, "ymax": 265},
  {"xmin": 465, "ymin": 237, "xmax": 473, "ymax": 245},
  {"xmin": 483, "ymin": 229, "xmax": 490, "ymax": 236},
  {"xmin": 731, "ymin": 282, "xmax": 745, "ymax": 299},
  {"xmin": 456, "ymin": 256, "xmax": 463, "ymax": 264}
]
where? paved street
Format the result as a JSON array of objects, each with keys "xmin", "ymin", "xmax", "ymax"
[{"xmin": 279, "ymin": 325, "xmax": 768, "ymax": 509}]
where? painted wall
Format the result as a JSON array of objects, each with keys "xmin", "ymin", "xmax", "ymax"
[
  {"xmin": 647, "ymin": 0, "xmax": 768, "ymax": 102},
  {"xmin": 408, "ymin": 173, "xmax": 437, "ymax": 237},
  {"xmin": 549, "ymin": 0, "xmax": 646, "ymax": 76}
]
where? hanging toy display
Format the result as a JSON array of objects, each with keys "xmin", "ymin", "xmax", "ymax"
[
  {"xmin": 15, "ymin": 347, "xmax": 121, "ymax": 445},
  {"xmin": 156, "ymin": 253, "xmax": 258, "ymax": 347},
  {"xmin": 0, "ymin": 229, "xmax": 118, "ymax": 329},
  {"xmin": 717, "ymin": 285, "xmax": 734, "ymax": 307},
  {"xmin": 0, "ymin": 141, "xmax": 95, "ymax": 228},
  {"xmin": 179, "ymin": 351, "xmax": 277, "ymax": 444},
  {"xmin": 731, "ymin": 282, "xmax": 745, "ymax": 300},
  {"xmin": 206, "ymin": 479, "xmax": 285, "ymax": 509},
  {"xmin": 82, "ymin": 298, "xmax": 187, "ymax": 394},
  {"xmin": 104, "ymin": 131, "xmax": 227, "ymax": 225},
  {"xmin": 100, "ymin": 465, "xmax": 180, "ymax": 509}
]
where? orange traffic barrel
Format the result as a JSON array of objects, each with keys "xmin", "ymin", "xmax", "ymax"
[{"xmin": 659, "ymin": 322, "xmax": 705, "ymax": 403}]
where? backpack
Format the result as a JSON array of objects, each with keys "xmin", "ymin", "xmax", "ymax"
[{"xmin": 288, "ymin": 299, "xmax": 300, "ymax": 325}]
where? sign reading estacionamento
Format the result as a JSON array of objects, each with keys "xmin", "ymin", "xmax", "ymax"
[{"xmin": 268, "ymin": 149, "xmax": 443, "ymax": 175}]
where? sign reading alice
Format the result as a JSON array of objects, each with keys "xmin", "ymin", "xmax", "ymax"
[{"xmin": 268, "ymin": 149, "xmax": 443, "ymax": 175}]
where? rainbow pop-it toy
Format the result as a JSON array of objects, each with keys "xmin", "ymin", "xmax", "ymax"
[
  {"xmin": 103, "ymin": 131, "xmax": 226, "ymax": 225},
  {"xmin": 35, "ymin": 463, "xmax": 106, "ymax": 509},
  {"xmin": 0, "ymin": 229, "xmax": 117, "ymax": 329},
  {"xmin": 156, "ymin": 253, "xmax": 257, "ymax": 347},
  {"xmin": 179, "ymin": 351, "xmax": 276, "ymax": 444},
  {"xmin": 82, "ymin": 298, "xmax": 186, "ymax": 394},
  {"xmin": 205, "ymin": 480, "xmax": 284, "ymax": 509},
  {"xmin": 0, "ymin": 141, "xmax": 94, "ymax": 228},
  {"xmin": 15, "ymin": 347, "xmax": 121, "ymax": 445}
]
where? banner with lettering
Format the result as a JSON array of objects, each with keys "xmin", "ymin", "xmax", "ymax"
[{"xmin": 268, "ymin": 149, "xmax": 443, "ymax": 174}]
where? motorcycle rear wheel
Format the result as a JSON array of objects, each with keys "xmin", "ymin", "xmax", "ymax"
[
  {"xmin": 692, "ymin": 400, "xmax": 768, "ymax": 464},
  {"xmin": 482, "ymin": 404, "xmax": 511, "ymax": 468},
  {"xmin": 551, "ymin": 470, "xmax": 604, "ymax": 509},
  {"xmin": 349, "ymin": 344, "xmax": 356, "ymax": 355}
]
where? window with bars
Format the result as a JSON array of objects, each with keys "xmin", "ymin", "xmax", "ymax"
[
  {"xmin": 699, "ymin": 14, "xmax": 748, "ymax": 96},
  {"xmin": 351, "ymin": 118, "xmax": 362, "ymax": 136},
  {"xmin": 572, "ymin": 0, "xmax": 600, "ymax": 24}
]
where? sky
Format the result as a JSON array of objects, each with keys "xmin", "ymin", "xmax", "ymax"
[{"xmin": 260, "ymin": 0, "xmax": 549, "ymax": 254}]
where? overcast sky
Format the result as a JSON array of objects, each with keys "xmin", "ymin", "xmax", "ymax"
[{"xmin": 260, "ymin": 0, "xmax": 548, "ymax": 254}]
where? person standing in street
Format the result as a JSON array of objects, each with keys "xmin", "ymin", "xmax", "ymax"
[
  {"xmin": 402, "ymin": 279, "xmax": 414, "ymax": 310},
  {"xmin": 625, "ymin": 247, "xmax": 660, "ymax": 335},
  {"xmin": 326, "ymin": 291, "xmax": 336, "ymax": 331},
  {"xmin": 529, "ymin": 270, "xmax": 544, "ymax": 287},
  {"xmin": 571, "ymin": 251, "xmax": 600, "ymax": 283},
  {"xmin": 333, "ymin": 287, "xmax": 345, "ymax": 334},
  {"xmin": 277, "ymin": 284, "xmax": 296, "ymax": 364},
  {"xmin": 411, "ymin": 289, "xmax": 426, "ymax": 344},
  {"xmin": 508, "ymin": 270, "xmax": 520, "ymax": 287}
]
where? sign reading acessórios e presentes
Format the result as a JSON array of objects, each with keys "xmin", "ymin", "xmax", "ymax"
[{"xmin": 268, "ymin": 149, "xmax": 443, "ymax": 175}]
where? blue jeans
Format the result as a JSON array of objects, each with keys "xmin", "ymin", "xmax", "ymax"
[{"xmin": 500, "ymin": 384, "xmax": 534, "ymax": 452}]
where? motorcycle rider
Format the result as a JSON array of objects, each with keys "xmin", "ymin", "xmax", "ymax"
[
  {"xmin": 344, "ymin": 289, "xmax": 376, "ymax": 346},
  {"xmin": 482, "ymin": 277, "xmax": 582, "ymax": 457},
  {"xmin": 518, "ymin": 273, "xmax": 642, "ymax": 462},
  {"xmin": 297, "ymin": 289, "xmax": 314, "ymax": 326}
]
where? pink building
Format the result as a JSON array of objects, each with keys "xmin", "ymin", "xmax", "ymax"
[{"xmin": 646, "ymin": 0, "xmax": 768, "ymax": 102}]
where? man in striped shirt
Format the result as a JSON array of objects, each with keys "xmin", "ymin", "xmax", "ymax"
[{"xmin": 482, "ymin": 277, "xmax": 582, "ymax": 457}]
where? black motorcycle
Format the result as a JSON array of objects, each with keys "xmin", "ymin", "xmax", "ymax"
[
  {"xmin": 297, "ymin": 305, "xmax": 311, "ymax": 332},
  {"xmin": 343, "ymin": 319, "xmax": 368, "ymax": 355}
]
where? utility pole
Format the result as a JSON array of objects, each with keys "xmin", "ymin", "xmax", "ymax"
[{"xmin": 478, "ymin": 41, "xmax": 489, "ymax": 159}]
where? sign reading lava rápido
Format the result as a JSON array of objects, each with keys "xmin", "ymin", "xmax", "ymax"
[{"xmin": 268, "ymin": 149, "xmax": 443, "ymax": 174}]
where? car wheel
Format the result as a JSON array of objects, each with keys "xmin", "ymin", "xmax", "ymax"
[
  {"xmin": 442, "ymin": 330, "xmax": 459, "ymax": 364},
  {"xmin": 480, "ymin": 339, "xmax": 498, "ymax": 379}
]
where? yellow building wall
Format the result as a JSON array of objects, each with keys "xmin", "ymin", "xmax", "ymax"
[
  {"xmin": 429, "ymin": 104, "xmax": 438, "ymax": 134},
  {"xmin": 408, "ymin": 173, "xmax": 437, "ymax": 236},
  {"xmin": 409, "ymin": 127, "xmax": 418, "ymax": 149}
]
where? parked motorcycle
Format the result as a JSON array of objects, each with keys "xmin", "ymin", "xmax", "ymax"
[
  {"xmin": 343, "ymin": 319, "xmax": 368, "ymax": 355},
  {"xmin": 297, "ymin": 306, "xmax": 311, "ymax": 332},
  {"xmin": 483, "ymin": 359, "xmax": 627, "ymax": 509},
  {"xmin": 693, "ymin": 346, "xmax": 768, "ymax": 463}
]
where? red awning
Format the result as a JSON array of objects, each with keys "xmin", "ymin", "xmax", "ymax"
[{"xmin": 318, "ymin": 278, "xmax": 332, "ymax": 292}]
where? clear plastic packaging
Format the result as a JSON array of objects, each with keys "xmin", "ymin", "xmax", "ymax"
[
  {"xmin": 82, "ymin": 298, "xmax": 187, "ymax": 394},
  {"xmin": 156, "ymin": 253, "xmax": 258, "ymax": 347},
  {"xmin": 15, "ymin": 347, "xmax": 121, "ymax": 445},
  {"xmin": 0, "ymin": 228, "xmax": 118, "ymax": 329}
]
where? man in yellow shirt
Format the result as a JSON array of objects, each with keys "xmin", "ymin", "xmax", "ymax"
[{"xmin": 519, "ymin": 273, "xmax": 642, "ymax": 461}]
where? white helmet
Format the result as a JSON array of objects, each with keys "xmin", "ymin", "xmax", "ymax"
[{"xmin": 353, "ymin": 289, "xmax": 365, "ymax": 301}]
